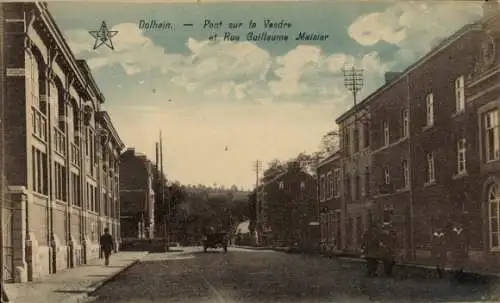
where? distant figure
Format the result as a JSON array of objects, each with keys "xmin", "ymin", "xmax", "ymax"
[
  {"xmin": 432, "ymin": 226, "xmax": 448, "ymax": 278},
  {"xmin": 449, "ymin": 221, "xmax": 468, "ymax": 283},
  {"xmin": 361, "ymin": 223, "xmax": 381, "ymax": 277},
  {"xmin": 100, "ymin": 228, "xmax": 114, "ymax": 266},
  {"xmin": 379, "ymin": 222, "xmax": 398, "ymax": 277},
  {"xmin": 224, "ymin": 146, "xmax": 228, "ymax": 151}
]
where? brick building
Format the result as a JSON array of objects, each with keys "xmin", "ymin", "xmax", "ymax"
[
  {"xmin": 1, "ymin": 2, "xmax": 124, "ymax": 282},
  {"xmin": 336, "ymin": 105, "xmax": 372, "ymax": 254},
  {"xmin": 119, "ymin": 148, "xmax": 156, "ymax": 240},
  {"xmin": 317, "ymin": 151, "xmax": 342, "ymax": 255},
  {"xmin": 333, "ymin": 2, "xmax": 500, "ymax": 270},
  {"xmin": 260, "ymin": 162, "xmax": 317, "ymax": 247}
]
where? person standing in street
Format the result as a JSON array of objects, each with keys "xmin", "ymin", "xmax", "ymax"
[
  {"xmin": 449, "ymin": 221, "xmax": 468, "ymax": 283},
  {"xmin": 361, "ymin": 223, "xmax": 381, "ymax": 277},
  {"xmin": 379, "ymin": 222, "xmax": 398, "ymax": 277},
  {"xmin": 431, "ymin": 226, "xmax": 448, "ymax": 278},
  {"xmin": 100, "ymin": 228, "xmax": 114, "ymax": 266}
]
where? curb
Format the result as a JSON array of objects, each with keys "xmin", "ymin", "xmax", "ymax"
[
  {"xmin": 237, "ymin": 246, "xmax": 500, "ymax": 282},
  {"xmin": 62, "ymin": 253, "xmax": 149, "ymax": 303}
]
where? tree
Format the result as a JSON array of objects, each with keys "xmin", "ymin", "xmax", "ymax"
[
  {"xmin": 318, "ymin": 130, "xmax": 339, "ymax": 158},
  {"xmin": 262, "ymin": 159, "xmax": 286, "ymax": 183}
]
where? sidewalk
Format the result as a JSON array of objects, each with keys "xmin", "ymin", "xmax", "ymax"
[
  {"xmin": 235, "ymin": 245, "xmax": 500, "ymax": 281},
  {"xmin": 4, "ymin": 251, "xmax": 148, "ymax": 303}
]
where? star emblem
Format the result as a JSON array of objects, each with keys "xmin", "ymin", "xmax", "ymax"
[{"xmin": 89, "ymin": 21, "xmax": 118, "ymax": 50}]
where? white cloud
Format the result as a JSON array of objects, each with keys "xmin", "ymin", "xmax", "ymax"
[
  {"xmin": 66, "ymin": 23, "xmax": 389, "ymax": 103},
  {"xmin": 66, "ymin": 23, "xmax": 392, "ymax": 187},
  {"xmin": 348, "ymin": 1, "xmax": 483, "ymax": 62}
]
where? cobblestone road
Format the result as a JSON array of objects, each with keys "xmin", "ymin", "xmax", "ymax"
[{"xmin": 89, "ymin": 247, "xmax": 500, "ymax": 302}]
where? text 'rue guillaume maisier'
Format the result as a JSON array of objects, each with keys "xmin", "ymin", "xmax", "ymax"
[{"xmin": 138, "ymin": 19, "xmax": 330, "ymax": 41}]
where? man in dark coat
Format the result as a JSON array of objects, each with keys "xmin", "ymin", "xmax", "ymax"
[
  {"xmin": 431, "ymin": 226, "xmax": 448, "ymax": 278},
  {"xmin": 379, "ymin": 222, "xmax": 398, "ymax": 276},
  {"xmin": 449, "ymin": 221, "xmax": 468, "ymax": 282},
  {"xmin": 100, "ymin": 228, "xmax": 114, "ymax": 266},
  {"xmin": 361, "ymin": 223, "xmax": 381, "ymax": 277}
]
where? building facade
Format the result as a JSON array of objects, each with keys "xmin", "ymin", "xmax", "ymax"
[
  {"xmin": 260, "ymin": 162, "xmax": 317, "ymax": 247},
  {"xmin": 1, "ymin": 2, "xmax": 124, "ymax": 282},
  {"xmin": 119, "ymin": 148, "xmax": 155, "ymax": 240},
  {"xmin": 336, "ymin": 106, "xmax": 372, "ymax": 254},
  {"xmin": 317, "ymin": 151, "xmax": 342, "ymax": 255},
  {"xmin": 332, "ymin": 2, "xmax": 500, "ymax": 270}
]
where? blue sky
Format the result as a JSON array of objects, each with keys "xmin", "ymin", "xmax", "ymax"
[{"xmin": 48, "ymin": 0, "xmax": 484, "ymax": 189}]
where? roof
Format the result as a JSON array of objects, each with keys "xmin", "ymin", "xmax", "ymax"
[
  {"xmin": 317, "ymin": 151, "xmax": 340, "ymax": 168},
  {"xmin": 37, "ymin": 3, "xmax": 104, "ymax": 105},
  {"xmin": 335, "ymin": 16, "xmax": 487, "ymax": 124},
  {"xmin": 263, "ymin": 169, "xmax": 314, "ymax": 188},
  {"xmin": 97, "ymin": 111, "xmax": 125, "ymax": 151}
]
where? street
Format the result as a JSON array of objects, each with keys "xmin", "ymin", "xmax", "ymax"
[{"xmin": 86, "ymin": 247, "xmax": 498, "ymax": 302}]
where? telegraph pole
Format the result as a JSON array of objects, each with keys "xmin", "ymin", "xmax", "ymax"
[
  {"xmin": 159, "ymin": 131, "xmax": 169, "ymax": 252},
  {"xmin": 342, "ymin": 66, "xmax": 364, "ymax": 250},
  {"xmin": 0, "ymin": 3, "xmax": 9, "ymax": 301},
  {"xmin": 342, "ymin": 66, "xmax": 364, "ymax": 120},
  {"xmin": 253, "ymin": 160, "xmax": 262, "ymax": 245}
]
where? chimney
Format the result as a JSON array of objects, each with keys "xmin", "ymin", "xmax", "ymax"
[
  {"xmin": 126, "ymin": 147, "xmax": 135, "ymax": 155},
  {"xmin": 384, "ymin": 72, "xmax": 402, "ymax": 84},
  {"xmin": 483, "ymin": 0, "xmax": 500, "ymax": 18}
]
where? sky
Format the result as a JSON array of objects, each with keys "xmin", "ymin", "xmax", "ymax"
[{"xmin": 47, "ymin": 0, "xmax": 485, "ymax": 190}]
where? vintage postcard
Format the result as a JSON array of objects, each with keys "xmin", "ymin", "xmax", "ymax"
[{"xmin": 1, "ymin": 0, "xmax": 500, "ymax": 302}]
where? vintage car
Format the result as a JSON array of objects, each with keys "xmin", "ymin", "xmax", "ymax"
[{"xmin": 203, "ymin": 232, "xmax": 228, "ymax": 252}]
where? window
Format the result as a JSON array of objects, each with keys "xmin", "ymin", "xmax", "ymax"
[
  {"xmin": 457, "ymin": 138, "xmax": 467, "ymax": 175},
  {"xmin": 354, "ymin": 174, "xmax": 360, "ymax": 201},
  {"xmin": 402, "ymin": 160, "xmax": 409, "ymax": 188},
  {"xmin": 54, "ymin": 162, "xmax": 67, "ymax": 202},
  {"xmin": 319, "ymin": 175, "xmax": 325, "ymax": 201},
  {"xmin": 426, "ymin": 93, "xmax": 434, "ymax": 126},
  {"xmin": 363, "ymin": 122, "xmax": 370, "ymax": 147},
  {"xmin": 345, "ymin": 174, "xmax": 351, "ymax": 201},
  {"xmin": 31, "ymin": 147, "xmax": 48, "ymax": 195},
  {"xmin": 71, "ymin": 173, "xmax": 81, "ymax": 207},
  {"xmin": 455, "ymin": 76, "xmax": 465, "ymax": 112},
  {"xmin": 278, "ymin": 181, "xmax": 284, "ymax": 190},
  {"xmin": 353, "ymin": 126, "xmax": 359, "ymax": 153},
  {"xmin": 383, "ymin": 121, "xmax": 389, "ymax": 146},
  {"xmin": 488, "ymin": 183, "xmax": 500, "ymax": 250},
  {"xmin": 384, "ymin": 168, "xmax": 390, "ymax": 185},
  {"xmin": 27, "ymin": 52, "xmax": 41, "ymax": 110},
  {"xmin": 327, "ymin": 172, "xmax": 333, "ymax": 199},
  {"xmin": 426, "ymin": 153, "xmax": 435, "ymax": 183},
  {"xmin": 402, "ymin": 109, "xmax": 409, "ymax": 138},
  {"xmin": 333, "ymin": 169, "xmax": 341, "ymax": 197},
  {"xmin": 484, "ymin": 110, "xmax": 500, "ymax": 162},
  {"xmin": 344, "ymin": 129, "xmax": 350, "ymax": 155},
  {"xmin": 364, "ymin": 168, "xmax": 370, "ymax": 196}
]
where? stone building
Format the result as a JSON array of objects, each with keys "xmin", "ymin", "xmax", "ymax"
[
  {"xmin": 119, "ymin": 148, "xmax": 155, "ymax": 240},
  {"xmin": 0, "ymin": 2, "xmax": 124, "ymax": 282},
  {"xmin": 333, "ymin": 1, "xmax": 500, "ymax": 270},
  {"xmin": 317, "ymin": 151, "xmax": 342, "ymax": 255}
]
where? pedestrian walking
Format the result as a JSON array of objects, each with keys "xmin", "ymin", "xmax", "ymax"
[
  {"xmin": 431, "ymin": 226, "xmax": 447, "ymax": 278},
  {"xmin": 379, "ymin": 222, "xmax": 398, "ymax": 277},
  {"xmin": 361, "ymin": 223, "xmax": 381, "ymax": 277},
  {"xmin": 100, "ymin": 228, "xmax": 114, "ymax": 266},
  {"xmin": 449, "ymin": 221, "xmax": 468, "ymax": 283}
]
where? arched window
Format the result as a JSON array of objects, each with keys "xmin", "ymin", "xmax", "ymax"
[{"xmin": 489, "ymin": 183, "xmax": 500, "ymax": 250}]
